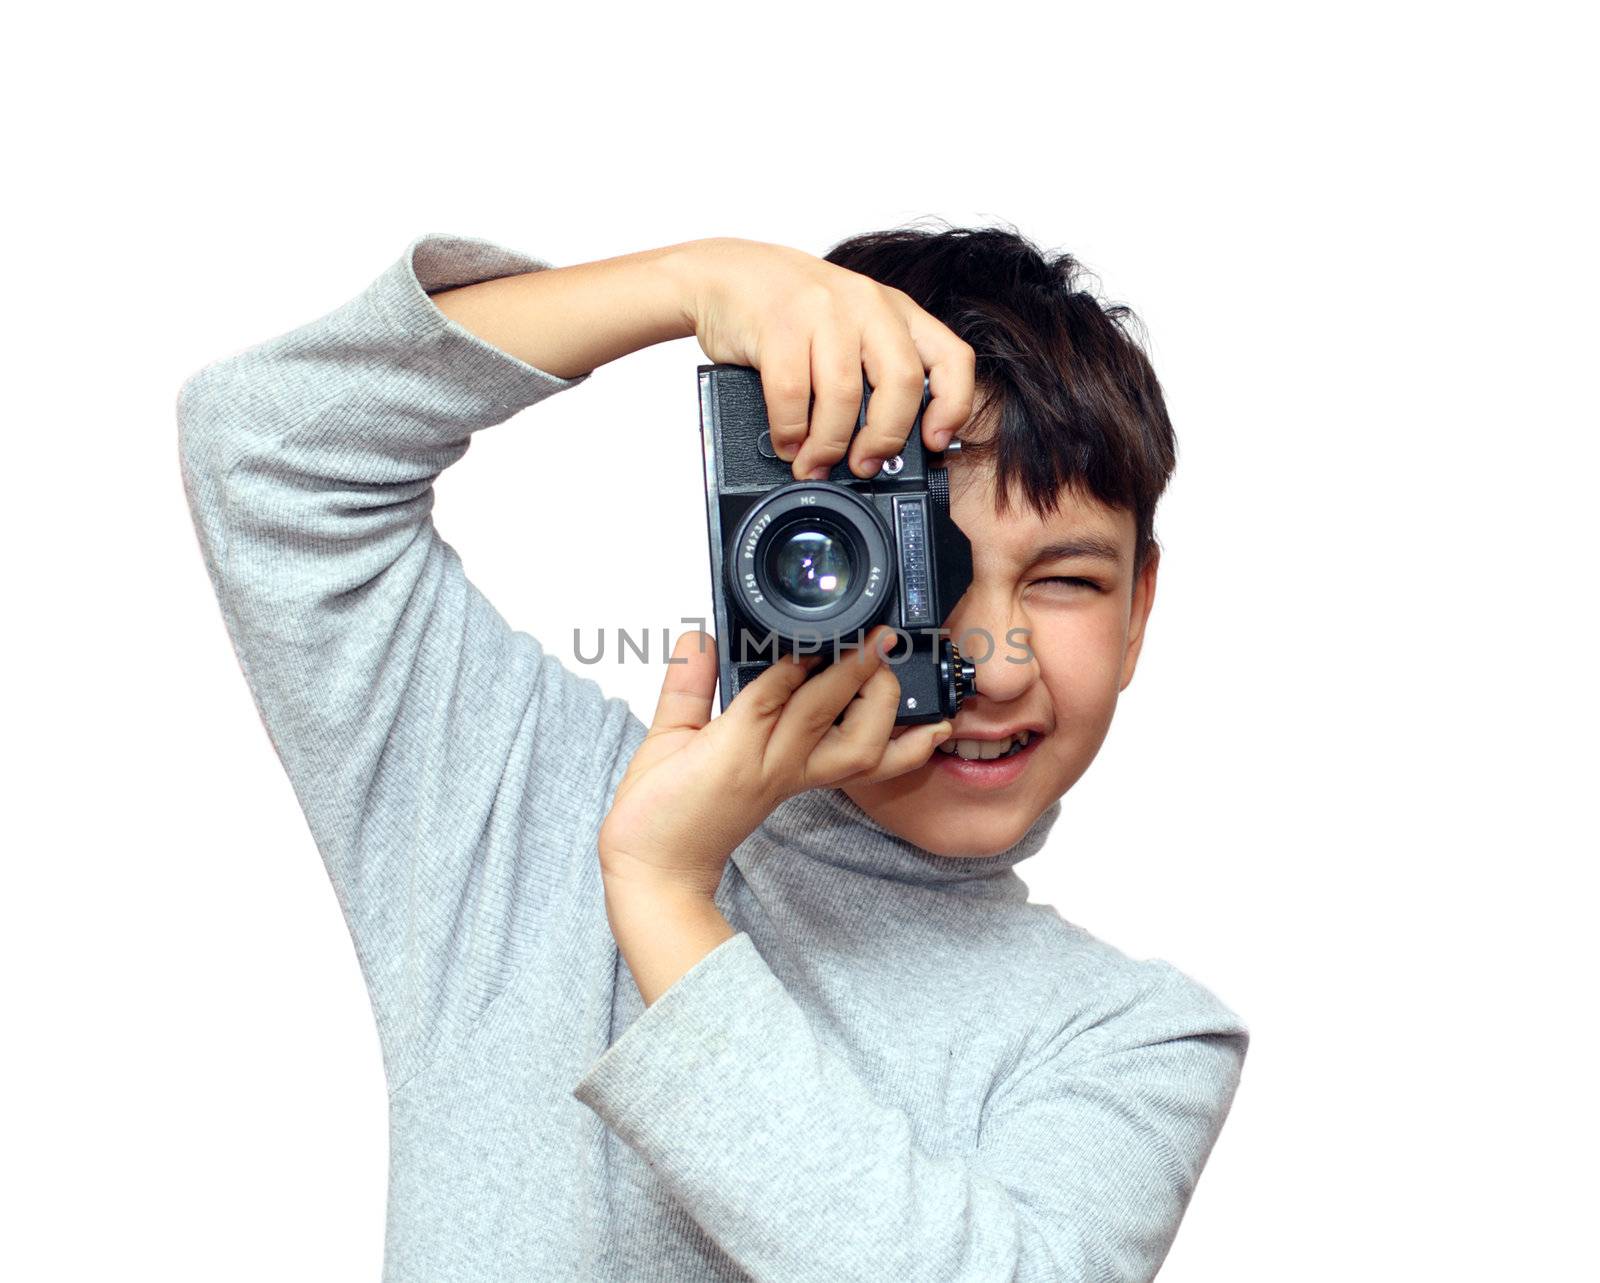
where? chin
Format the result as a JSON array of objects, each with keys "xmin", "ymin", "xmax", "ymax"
[{"xmin": 845, "ymin": 776, "xmax": 1045, "ymax": 858}]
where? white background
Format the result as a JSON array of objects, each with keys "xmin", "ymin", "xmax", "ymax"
[{"xmin": 5, "ymin": 2, "xmax": 1594, "ymax": 1278}]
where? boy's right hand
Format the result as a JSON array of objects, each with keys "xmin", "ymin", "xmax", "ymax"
[{"xmin": 661, "ymin": 237, "xmax": 977, "ymax": 482}]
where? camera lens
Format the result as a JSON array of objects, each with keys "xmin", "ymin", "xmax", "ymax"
[
  {"xmin": 729, "ymin": 481, "xmax": 896, "ymax": 645},
  {"xmin": 767, "ymin": 526, "xmax": 853, "ymax": 608}
]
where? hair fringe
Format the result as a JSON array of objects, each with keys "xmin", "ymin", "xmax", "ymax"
[{"xmin": 822, "ymin": 219, "xmax": 1176, "ymax": 569}]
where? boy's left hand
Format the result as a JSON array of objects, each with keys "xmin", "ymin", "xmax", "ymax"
[{"xmin": 597, "ymin": 626, "xmax": 953, "ymax": 903}]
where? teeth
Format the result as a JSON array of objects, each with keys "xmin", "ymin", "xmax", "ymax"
[{"xmin": 936, "ymin": 730, "xmax": 1034, "ymax": 759}]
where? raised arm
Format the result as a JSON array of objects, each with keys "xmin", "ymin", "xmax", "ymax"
[
  {"xmin": 176, "ymin": 228, "xmax": 983, "ymax": 1088},
  {"xmin": 175, "ymin": 232, "xmax": 698, "ymax": 1087}
]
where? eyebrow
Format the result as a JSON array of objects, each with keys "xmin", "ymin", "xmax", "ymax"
[{"xmin": 1027, "ymin": 535, "xmax": 1124, "ymax": 566}]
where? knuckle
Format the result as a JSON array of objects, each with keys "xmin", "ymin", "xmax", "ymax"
[
  {"xmin": 815, "ymin": 715, "xmax": 849, "ymax": 746},
  {"xmin": 868, "ymin": 684, "xmax": 900, "ymax": 713},
  {"xmin": 802, "ymin": 427, "xmax": 846, "ymax": 454},
  {"xmin": 884, "ymin": 368, "xmax": 924, "ymax": 401},
  {"xmin": 798, "ymin": 281, "xmax": 836, "ymax": 314},
  {"xmin": 744, "ymin": 693, "xmax": 782, "ymax": 721},
  {"xmin": 765, "ymin": 374, "xmax": 809, "ymax": 404},
  {"xmin": 842, "ymin": 742, "xmax": 884, "ymax": 775},
  {"xmin": 817, "ymin": 370, "xmax": 862, "ymax": 405},
  {"xmin": 744, "ymin": 670, "xmax": 801, "ymax": 716}
]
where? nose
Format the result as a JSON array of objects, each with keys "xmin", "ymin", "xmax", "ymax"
[{"xmin": 945, "ymin": 587, "xmax": 1039, "ymax": 707}]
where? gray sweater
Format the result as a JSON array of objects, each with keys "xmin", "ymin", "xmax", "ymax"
[{"xmin": 175, "ymin": 232, "xmax": 1249, "ymax": 1283}]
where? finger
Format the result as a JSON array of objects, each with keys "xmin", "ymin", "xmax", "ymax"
[
  {"xmin": 887, "ymin": 293, "xmax": 976, "ymax": 450},
  {"xmin": 853, "ymin": 320, "xmax": 926, "ymax": 478},
  {"xmin": 805, "ymin": 662, "xmax": 901, "ymax": 783},
  {"xmin": 726, "ymin": 647, "xmax": 823, "ymax": 723},
  {"xmin": 850, "ymin": 718, "xmax": 954, "ymax": 784},
  {"xmin": 764, "ymin": 626, "xmax": 892, "ymax": 764},
  {"xmin": 757, "ymin": 332, "xmax": 812, "ymax": 464},
  {"xmin": 647, "ymin": 630, "xmax": 719, "ymax": 735},
  {"xmin": 792, "ymin": 325, "xmax": 863, "ymax": 481}
]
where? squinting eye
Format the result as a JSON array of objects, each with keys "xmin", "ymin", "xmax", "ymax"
[{"xmin": 1035, "ymin": 576, "xmax": 1100, "ymax": 591}]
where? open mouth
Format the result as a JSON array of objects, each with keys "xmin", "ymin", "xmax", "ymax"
[
  {"xmin": 935, "ymin": 730, "xmax": 1035, "ymax": 761},
  {"xmin": 931, "ymin": 729, "xmax": 1043, "ymax": 789}
]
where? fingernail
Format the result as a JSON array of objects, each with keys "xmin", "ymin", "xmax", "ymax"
[
  {"xmin": 856, "ymin": 457, "xmax": 881, "ymax": 476},
  {"xmin": 808, "ymin": 464, "xmax": 830, "ymax": 480}
]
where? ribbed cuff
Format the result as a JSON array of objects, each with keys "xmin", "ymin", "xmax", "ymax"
[{"xmin": 570, "ymin": 931, "xmax": 797, "ymax": 1143}]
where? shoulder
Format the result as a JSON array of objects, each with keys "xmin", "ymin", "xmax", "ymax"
[{"xmin": 1007, "ymin": 903, "xmax": 1250, "ymax": 1067}]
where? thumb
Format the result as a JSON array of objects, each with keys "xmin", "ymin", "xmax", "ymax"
[{"xmin": 647, "ymin": 630, "xmax": 719, "ymax": 735}]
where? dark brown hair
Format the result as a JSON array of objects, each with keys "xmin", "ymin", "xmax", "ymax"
[{"xmin": 823, "ymin": 218, "xmax": 1176, "ymax": 572}]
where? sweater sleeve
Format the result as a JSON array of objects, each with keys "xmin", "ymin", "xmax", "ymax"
[
  {"xmin": 176, "ymin": 232, "xmax": 646, "ymax": 1088},
  {"xmin": 571, "ymin": 932, "xmax": 1248, "ymax": 1283}
]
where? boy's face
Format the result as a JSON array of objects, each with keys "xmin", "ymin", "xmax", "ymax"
[{"xmin": 842, "ymin": 458, "xmax": 1159, "ymax": 858}]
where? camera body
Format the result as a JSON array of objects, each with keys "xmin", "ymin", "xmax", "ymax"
[{"xmin": 697, "ymin": 363, "xmax": 978, "ymax": 726}]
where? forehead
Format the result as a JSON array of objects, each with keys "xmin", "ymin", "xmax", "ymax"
[{"xmin": 947, "ymin": 459, "xmax": 1135, "ymax": 566}]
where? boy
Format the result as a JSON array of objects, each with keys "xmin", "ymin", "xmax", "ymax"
[{"xmin": 177, "ymin": 224, "xmax": 1248, "ymax": 1282}]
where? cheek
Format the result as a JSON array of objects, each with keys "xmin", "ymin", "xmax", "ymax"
[{"xmin": 1029, "ymin": 609, "xmax": 1128, "ymax": 726}]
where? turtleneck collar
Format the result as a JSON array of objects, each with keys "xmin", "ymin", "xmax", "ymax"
[{"xmin": 747, "ymin": 786, "xmax": 1062, "ymax": 887}]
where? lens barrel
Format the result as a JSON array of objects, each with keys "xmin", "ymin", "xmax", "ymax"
[{"xmin": 728, "ymin": 482, "xmax": 895, "ymax": 647}]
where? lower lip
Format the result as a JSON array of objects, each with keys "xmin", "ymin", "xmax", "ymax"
[{"xmin": 932, "ymin": 735, "xmax": 1043, "ymax": 790}]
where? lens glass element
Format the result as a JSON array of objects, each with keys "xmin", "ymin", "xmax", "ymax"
[{"xmin": 767, "ymin": 526, "xmax": 853, "ymax": 608}]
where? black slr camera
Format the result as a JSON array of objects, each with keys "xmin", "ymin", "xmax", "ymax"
[{"xmin": 697, "ymin": 363, "xmax": 978, "ymax": 726}]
